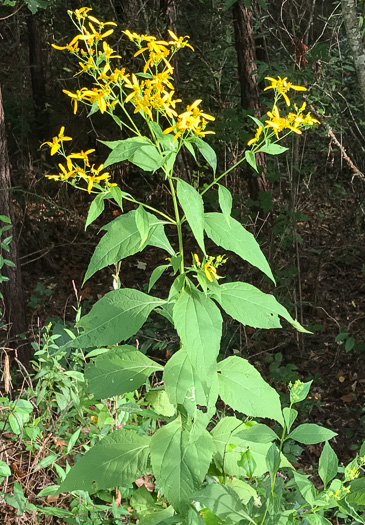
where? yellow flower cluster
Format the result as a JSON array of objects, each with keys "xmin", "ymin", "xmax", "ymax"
[
  {"xmin": 194, "ymin": 253, "xmax": 227, "ymax": 282},
  {"xmin": 247, "ymin": 76, "xmax": 320, "ymax": 146},
  {"xmin": 41, "ymin": 127, "xmax": 113, "ymax": 194},
  {"xmin": 50, "ymin": 7, "xmax": 214, "ymax": 142}
]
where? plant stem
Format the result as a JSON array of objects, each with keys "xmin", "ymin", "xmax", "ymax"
[{"xmin": 168, "ymin": 177, "xmax": 184, "ymax": 274}]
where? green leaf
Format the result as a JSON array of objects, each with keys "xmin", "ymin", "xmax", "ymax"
[
  {"xmin": 164, "ymin": 347, "xmax": 219, "ymax": 418},
  {"xmin": 224, "ymin": 478, "xmax": 257, "ymax": 504},
  {"xmin": 266, "ymin": 443, "xmax": 280, "ymax": 480},
  {"xmin": 35, "ymin": 454, "xmax": 59, "ymax": 470},
  {"xmin": 212, "ymin": 281, "xmax": 308, "ymax": 332},
  {"xmin": 0, "ymin": 460, "xmax": 11, "ymax": 477},
  {"xmin": 259, "ymin": 143, "xmax": 288, "ymax": 155},
  {"xmin": 67, "ymin": 289, "xmax": 165, "ymax": 348},
  {"xmin": 102, "ymin": 137, "xmax": 164, "ymax": 172},
  {"xmin": 211, "ymin": 417, "xmax": 291, "ymax": 478},
  {"xmin": 319, "ymin": 441, "xmax": 338, "ymax": 489},
  {"xmin": 237, "ymin": 448, "xmax": 257, "ymax": 477},
  {"xmin": 177, "ymin": 179, "xmax": 205, "ymax": 254},
  {"xmin": 236, "ymin": 423, "xmax": 279, "ymax": 443},
  {"xmin": 245, "ymin": 150, "xmax": 258, "ymax": 172},
  {"xmin": 84, "ymin": 210, "xmax": 174, "ymax": 282},
  {"xmin": 283, "ymin": 407, "xmax": 298, "ymax": 432},
  {"xmin": 223, "ymin": 0, "xmax": 239, "ymax": 11},
  {"xmin": 148, "ymin": 264, "xmax": 169, "ymax": 292},
  {"xmin": 173, "ymin": 286, "xmax": 222, "ymax": 372},
  {"xmin": 218, "ymin": 184, "xmax": 232, "ymax": 222},
  {"xmin": 204, "ymin": 213, "xmax": 275, "ymax": 283},
  {"xmin": 58, "ymin": 429, "xmax": 150, "ymax": 493},
  {"xmin": 0, "ymin": 215, "xmax": 11, "ymax": 224},
  {"xmin": 67, "ymin": 429, "xmax": 81, "ymax": 454},
  {"xmin": 136, "ymin": 205, "xmax": 150, "ymax": 247},
  {"xmin": 188, "ymin": 137, "xmax": 217, "ymax": 174},
  {"xmin": 150, "ymin": 418, "xmax": 213, "ymax": 512},
  {"xmin": 85, "ymin": 346, "xmax": 163, "ymax": 398},
  {"xmin": 347, "ymin": 478, "xmax": 365, "ymax": 506},
  {"xmin": 145, "ymin": 390, "xmax": 176, "ymax": 417},
  {"xmin": 85, "ymin": 193, "xmax": 106, "ymax": 230},
  {"xmin": 305, "ymin": 514, "xmax": 332, "ymax": 525},
  {"xmin": 217, "ymin": 356, "xmax": 284, "ymax": 425},
  {"xmin": 200, "ymin": 508, "xmax": 230, "ymax": 525},
  {"xmin": 138, "ymin": 507, "xmax": 175, "ymax": 525},
  {"xmin": 293, "ymin": 472, "xmax": 316, "ymax": 507},
  {"xmin": 288, "ymin": 424, "xmax": 337, "ymax": 445},
  {"xmin": 192, "ymin": 484, "xmax": 255, "ymax": 524}
]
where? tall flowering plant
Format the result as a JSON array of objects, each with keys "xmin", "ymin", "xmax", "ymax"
[{"xmin": 38, "ymin": 8, "xmax": 364, "ymax": 525}]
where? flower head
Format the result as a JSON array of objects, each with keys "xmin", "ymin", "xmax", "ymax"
[
  {"xmin": 264, "ymin": 76, "xmax": 307, "ymax": 106},
  {"xmin": 247, "ymin": 125, "xmax": 263, "ymax": 146},
  {"xmin": 40, "ymin": 126, "xmax": 72, "ymax": 155}
]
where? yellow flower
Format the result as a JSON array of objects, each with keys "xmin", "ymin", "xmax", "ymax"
[
  {"xmin": 40, "ymin": 126, "xmax": 72, "ymax": 155},
  {"xmin": 100, "ymin": 41, "xmax": 121, "ymax": 60},
  {"xmin": 122, "ymin": 30, "xmax": 156, "ymax": 44},
  {"xmin": 193, "ymin": 254, "xmax": 227, "ymax": 282},
  {"xmin": 67, "ymin": 149, "xmax": 95, "ymax": 169},
  {"xmin": 265, "ymin": 104, "xmax": 302, "ymax": 137},
  {"xmin": 52, "ymin": 34, "xmax": 81, "ymax": 52},
  {"xmin": 167, "ymin": 30, "xmax": 194, "ymax": 51},
  {"xmin": 85, "ymin": 164, "xmax": 110, "ymax": 193},
  {"xmin": 63, "ymin": 87, "xmax": 90, "ymax": 114},
  {"xmin": 264, "ymin": 76, "xmax": 307, "ymax": 106},
  {"xmin": 73, "ymin": 7, "xmax": 93, "ymax": 19},
  {"xmin": 163, "ymin": 100, "xmax": 215, "ymax": 142},
  {"xmin": 247, "ymin": 125, "xmax": 263, "ymax": 146}
]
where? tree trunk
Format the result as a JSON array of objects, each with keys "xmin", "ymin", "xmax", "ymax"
[
  {"xmin": 0, "ymin": 83, "xmax": 30, "ymax": 367},
  {"xmin": 232, "ymin": 0, "xmax": 268, "ymax": 203},
  {"xmin": 27, "ymin": 11, "xmax": 48, "ymax": 140},
  {"xmin": 341, "ymin": 0, "xmax": 365, "ymax": 113}
]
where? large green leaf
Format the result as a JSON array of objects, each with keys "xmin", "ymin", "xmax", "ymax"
[
  {"xmin": 164, "ymin": 347, "xmax": 219, "ymax": 419},
  {"xmin": 138, "ymin": 507, "xmax": 175, "ymax": 525},
  {"xmin": 85, "ymin": 346, "xmax": 163, "ymax": 398},
  {"xmin": 212, "ymin": 281, "xmax": 309, "ymax": 332},
  {"xmin": 84, "ymin": 210, "xmax": 174, "ymax": 282},
  {"xmin": 218, "ymin": 184, "xmax": 232, "ymax": 223},
  {"xmin": 318, "ymin": 441, "xmax": 338, "ymax": 489},
  {"xmin": 211, "ymin": 417, "xmax": 291, "ymax": 478},
  {"xmin": 66, "ymin": 289, "xmax": 165, "ymax": 348},
  {"xmin": 288, "ymin": 424, "xmax": 337, "ymax": 444},
  {"xmin": 173, "ymin": 286, "xmax": 222, "ymax": 372},
  {"xmin": 204, "ymin": 213, "xmax": 275, "ymax": 283},
  {"xmin": 218, "ymin": 356, "xmax": 284, "ymax": 425},
  {"xmin": 150, "ymin": 418, "xmax": 213, "ymax": 512},
  {"xmin": 103, "ymin": 137, "xmax": 164, "ymax": 172},
  {"xmin": 58, "ymin": 429, "xmax": 150, "ymax": 493},
  {"xmin": 177, "ymin": 179, "xmax": 205, "ymax": 254},
  {"xmin": 192, "ymin": 484, "xmax": 255, "ymax": 524},
  {"xmin": 188, "ymin": 137, "xmax": 217, "ymax": 174}
]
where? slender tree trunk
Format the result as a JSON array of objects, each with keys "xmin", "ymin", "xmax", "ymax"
[
  {"xmin": 27, "ymin": 11, "xmax": 48, "ymax": 139},
  {"xmin": 232, "ymin": 1, "xmax": 268, "ymax": 203},
  {"xmin": 0, "ymin": 83, "xmax": 30, "ymax": 367},
  {"xmin": 341, "ymin": 0, "xmax": 365, "ymax": 113}
]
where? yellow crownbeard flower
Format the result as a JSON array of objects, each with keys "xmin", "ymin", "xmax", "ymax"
[
  {"xmin": 265, "ymin": 104, "xmax": 302, "ymax": 138},
  {"xmin": 193, "ymin": 254, "xmax": 227, "ymax": 282},
  {"xmin": 41, "ymin": 126, "xmax": 72, "ymax": 155},
  {"xmin": 264, "ymin": 76, "xmax": 307, "ymax": 106},
  {"xmin": 167, "ymin": 30, "xmax": 194, "ymax": 51},
  {"xmin": 163, "ymin": 99, "xmax": 215, "ymax": 142},
  {"xmin": 67, "ymin": 149, "xmax": 95, "ymax": 169},
  {"xmin": 73, "ymin": 7, "xmax": 92, "ymax": 19},
  {"xmin": 46, "ymin": 162, "xmax": 76, "ymax": 181},
  {"xmin": 84, "ymin": 165, "xmax": 110, "ymax": 193},
  {"xmin": 122, "ymin": 30, "xmax": 156, "ymax": 44},
  {"xmin": 247, "ymin": 125, "xmax": 263, "ymax": 146}
]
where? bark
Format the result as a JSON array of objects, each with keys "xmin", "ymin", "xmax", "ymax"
[
  {"xmin": 341, "ymin": 0, "xmax": 365, "ymax": 113},
  {"xmin": 0, "ymin": 83, "xmax": 30, "ymax": 367},
  {"xmin": 232, "ymin": 1, "xmax": 268, "ymax": 203},
  {"xmin": 27, "ymin": 11, "xmax": 48, "ymax": 138}
]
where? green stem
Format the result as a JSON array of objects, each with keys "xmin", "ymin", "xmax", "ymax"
[
  {"xmin": 200, "ymin": 155, "xmax": 247, "ymax": 197},
  {"xmin": 168, "ymin": 177, "xmax": 184, "ymax": 274}
]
